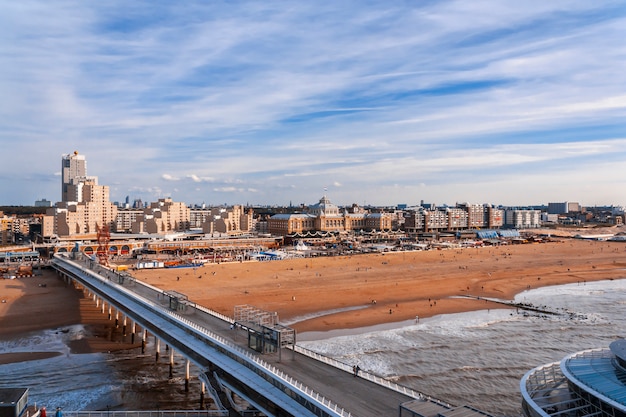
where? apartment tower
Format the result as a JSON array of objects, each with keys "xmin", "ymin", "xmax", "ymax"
[{"xmin": 61, "ymin": 151, "xmax": 87, "ymax": 202}]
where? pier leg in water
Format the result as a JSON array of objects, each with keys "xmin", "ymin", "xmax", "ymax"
[
  {"xmin": 185, "ymin": 359, "xmax": 190, "ymax": 392},
  {"xmin": 141, "ymin": 330, "xmax": 147, "ymax": 354},
  {"xmin": 169, "ymin": 349, "xmax": 174, "ymax": 379}
]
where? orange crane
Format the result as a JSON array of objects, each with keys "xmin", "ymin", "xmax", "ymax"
[{"xmin": 96, "ymin": 224, "xmax": 110, "ymax": 266}]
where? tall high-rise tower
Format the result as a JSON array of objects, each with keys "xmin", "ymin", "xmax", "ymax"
[
  {"xmin": 61, "ymin": 151, "xmax": 87, "ymax": 202},
  {"xmin": 51, "ymin": 151, "xmax": 117, "ymax": 237}
]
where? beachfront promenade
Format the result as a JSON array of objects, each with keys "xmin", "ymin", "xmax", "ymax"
[{"xmin": 50, "ymin": 254, "xmax": 488, "ymax": 417}]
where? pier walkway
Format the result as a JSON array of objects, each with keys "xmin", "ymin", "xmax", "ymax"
[{"xmin": 51, "ymin": 254, "xmax": 481, "ymax": 417}]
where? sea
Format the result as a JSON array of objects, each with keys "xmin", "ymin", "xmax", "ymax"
[{"xmin": 1, "ymin": 278, "xmax": 625, "ymax": 417}]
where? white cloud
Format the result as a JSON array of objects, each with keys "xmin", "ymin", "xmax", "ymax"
[
  {"xmin": 1, "ymin": 1, "xmax": 625, "ymax": 207},
  {"xmin": 187, "ymin": 174, "xmax": 215, "ymax": 183}
]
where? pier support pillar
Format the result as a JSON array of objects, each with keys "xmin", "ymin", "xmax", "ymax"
[
  {"xmin": 155, "ymin": 338, "xmax": 160, "ymax": 362},
  {"xmin": 199, "ymin": 381, "xmax": 205, "ymax": 409},
  {"xmin": 122, "ymin": 315, "xmax": 127, "ymax": 336},
  {"xmin": 115, "ymin": 311, "xmax": 119, "ymax": 328},
  {"xmin": 108, "ymin": 306, "xmax": 112, "ymax": 321},
  {"xmin": 131, "ymin": 322, "xmax": 136, "ymax": 345},
  {"xmin": 141, "ymin": 330, "xmax": 147, "ymax": 354},
  {"xmin": 185, "ymin": 359, "xmax": 190, "ymax": 392},
  {"xmin": 169, "ymin": 349, "xmax": 175, "ymax": 378}
]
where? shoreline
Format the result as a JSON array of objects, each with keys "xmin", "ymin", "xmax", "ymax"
[
  {"xmin": 0, "ymin": 269, "xmax": 141, "ymax": 365},
  {"xmin": 296, "ymin": 276, "xmax": 626, "ymax": 341},
  {"xmin": 2, "ymin": 236, "xmax": 626, "ymax": 365}
]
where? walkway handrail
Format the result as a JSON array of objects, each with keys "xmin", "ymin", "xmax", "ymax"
[
  {"xmin": 53, "ymin": 254, "xmax": 352, "ymax": 417},
  {"xmin": 197, "ymin": 374, "xmax": 226, "ymax": 412},
  {"xmin": 63, "ymin": 411, "xmax": 228, "ymax": 417},
  {"xmin": 292, "ymin": 345, "xmax": 454, "ymax": 408},
  {"xmin": 165, "ymin": 311, "xmax": 352, "ymax": 417}
]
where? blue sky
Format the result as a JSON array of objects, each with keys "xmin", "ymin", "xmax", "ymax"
[{"xmin": 2, "ymin": 1, "xmax": 626, "ymax": 207}]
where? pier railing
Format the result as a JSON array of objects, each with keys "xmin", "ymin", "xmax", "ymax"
[
  {"xmin": 166, "ymin": 309, "xmax": 352, "ymax": 417},
  {"xmin": 292, "ymin": 344, "xmax": 452, "ymax": 408},
  {"xmin": 62, "ymin": 411, "xmax": 228, "ymax": 417}
]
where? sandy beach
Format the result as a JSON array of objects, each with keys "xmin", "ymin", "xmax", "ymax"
[
  {"xmin": 131, "ymin": 237, "xmax": 626, "ymax": 333},
  {"xmin": 2, "ymin": 235, "xmax": 626, "ymax": 365},
  {"xmin": 0, "ymin": 269, "xmax": 140, "ymax": 365}
]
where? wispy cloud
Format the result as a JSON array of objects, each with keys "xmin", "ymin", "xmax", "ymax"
[{"xmin": 1, "ymin": 1, "xmax": 625, "ymax": 207}]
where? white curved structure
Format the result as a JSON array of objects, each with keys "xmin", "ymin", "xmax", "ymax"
[{"xmin": 521, "ymin": 340, "xmax": 626, "ymax": 417}]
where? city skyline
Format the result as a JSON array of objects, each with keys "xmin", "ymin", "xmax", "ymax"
[{"xmin": 2, "ymin": 2, "xmax": 626, "ymax": 207}]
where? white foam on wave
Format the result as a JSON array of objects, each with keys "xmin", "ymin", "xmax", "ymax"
[
  {"xmin": 299, "ymin": 278, "xmax": 626, "ymax": 377},
  {"xmin": 0, "ymin": 327, "xmax": 70, "ymax": 353},
  {"xmin": 299, "ymin": 308, "xmax": 518, "ymax": 358},
  {"xmin": 282, "ymin": 305, "xmax": 369, "ymax": 326},
  {"xmin": 298, "ymin": 306, "xmax": 521, "ymax": 344},
  {"xmin": 514, "ymin": 278, "xmax": 626, "ymax": 318}
]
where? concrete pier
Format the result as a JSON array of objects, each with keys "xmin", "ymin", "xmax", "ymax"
[{"xmin": 51, "ymin": 253, "xmax": 489, "ymax": 417}]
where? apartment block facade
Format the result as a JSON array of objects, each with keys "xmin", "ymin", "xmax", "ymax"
[
  {"xmin": 504, "ymin": 209, "xmax": 541, "ymax": 228},
  {"xmin": 131, "ymin": 198, "xmax": 190, "ymax": 234},
  {"xmin": 404, "ymin": 204, "xmax": 504, "ymax": 234},
  {"xmin": 267, "ymin": 196, "xmax": 393, "ymax": 235}
]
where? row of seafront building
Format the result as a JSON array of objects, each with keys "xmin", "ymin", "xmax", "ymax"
[
  {"xmin": 6, "ymin": 193, "xmax": 548, "ymax": 242},
  {"xmin": 2, "ymin": 151, "xmax": 624, "ymax": 245},
  {"xmin": 7, "ymin": 195, "xmax": 625, "ymax": 246}
]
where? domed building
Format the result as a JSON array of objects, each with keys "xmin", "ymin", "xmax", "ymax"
[{"xmin": 267, "ymin": 195, "xmax": 392, "ymax": 235}]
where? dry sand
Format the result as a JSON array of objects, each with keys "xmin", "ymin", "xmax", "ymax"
[
  {"xmin": 1, "ymin": 236, "xmax": 625, "ymax": 365},
  {"xmin": 130, "ymin": 238, "xmax": 626, "ymax": 333}
]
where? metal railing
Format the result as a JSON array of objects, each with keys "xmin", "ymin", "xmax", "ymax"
[
  {"xmin": 62, "ymin": 411, "xmax": 228, "ymax": 417},
  {"xmin": 292, "ymin": 345, "xmax": 453, "ymax": 407}
]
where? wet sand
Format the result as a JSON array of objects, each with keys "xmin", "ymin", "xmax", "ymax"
[
  {"xmin": 1, "ymin": 235, "xmax": 626, "ymax": 365},
  {"xmin": 0, "ymin": 269, "xmax": 140, "ymax": 365}
]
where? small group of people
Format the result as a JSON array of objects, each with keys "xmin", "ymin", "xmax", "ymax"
[{"xmin": 352, "ymin": 364, "xmax": 361, "ymax": 377}]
